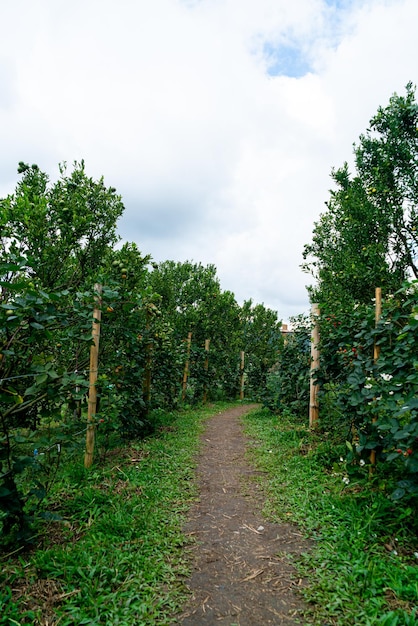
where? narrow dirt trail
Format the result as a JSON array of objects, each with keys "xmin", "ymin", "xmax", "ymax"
[{"xmin": 177, "ymin": 404, "xmax": 311, "ymax": 626}]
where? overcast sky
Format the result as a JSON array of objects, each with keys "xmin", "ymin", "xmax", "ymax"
[{"xmin": 1, "ymin": 0, "xmax": 417, "ymax": 321}]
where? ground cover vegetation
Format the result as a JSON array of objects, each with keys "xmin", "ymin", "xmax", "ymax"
[
  {"xmin": 244, "ymin": 408, "xmax": 418, "ymax": 625},
  {"xmin": 1, "ymin": 402, "xmax": 231, "ymax": 625}
]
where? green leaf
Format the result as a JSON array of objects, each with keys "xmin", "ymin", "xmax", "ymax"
[
  {"xmin": 405, "ymin": 456, "xmax": 418, "ymax": 472},
  {"xmin": 402, "ymin": 398, "xmax": 418, "ymax": 410},
  {"xmin": 24, "ymin": 384, "xmax": 38, "ymax": 396},
  {"xmin": 385, "ymin": 451, "xmax": 402, "ymax": 462},
  {"xmin": 391, "ymin": 487, "xmax": 406, "ymax": 500},
  {"xmin": 35, "ymin": 373, "xmax": 48, "ymax": 386},
  {"xmin": 30, "ymin": 322, "xmax": 45, "ymax": 330}
]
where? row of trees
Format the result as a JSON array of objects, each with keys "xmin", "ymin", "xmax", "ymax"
[
  {"xmin": 5, "ymin": 82, "xmax": 417, "ymax": 538},
  {"xmin": 265, "ymin": 83, "xmax": 418, "ymax": 503},
  {"xmin": 0, "ymin": 161, "xmax": 283, "ymax": 541}
]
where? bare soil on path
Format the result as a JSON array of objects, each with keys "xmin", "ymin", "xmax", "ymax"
[{"xmin": 177, "ymin": 404, "xmax": 312, "ymax": 626}]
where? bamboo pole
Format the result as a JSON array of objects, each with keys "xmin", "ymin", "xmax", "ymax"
[
  {"xmin": 182, "ymin": 332, "xmax": 192, "ymax": 402},
  {"xmin": 239, "ymin": 350, "xmax": 245, "ymax": 400},
  {"xmin": 309, "ymin": 303, "xmax": 320, "ymax": 429},
  {"xmin": 203, "ymin": 339, "xmax": 210, "ymax": 404},
  {"xmin": 370, "ymin": 287, "xmax": 382, "ymax": 470},
  {"xmin": 84, "ymin": 283, "xmax": 102, "ymax": 468}
]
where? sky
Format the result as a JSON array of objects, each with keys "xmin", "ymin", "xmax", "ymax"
[{"xmin": 1, "ymin": 0, "xmax": 418, "ymax": 322}]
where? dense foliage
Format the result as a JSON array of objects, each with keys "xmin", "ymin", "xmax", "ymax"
[
  {"xmin": 302, "ymin": 82, "xmax": 418, "ymax": 306},
  {"xmin": 262, "ymin": 314, "xmax": 310, "ymax": 418},
  {"xmin": 314, "ymin": 284, "xmax": 418, "ymax": 501},
  {"xmin": 2, "ymin": 82, "xmax": 418, "ymax": 622},
  {"xmin": 276, "ymin": 84, "xmax": 418, "ymax": 508},
  {"xmin": 0, "ymin": 161, "xmax": 282, "ymax": 545}
]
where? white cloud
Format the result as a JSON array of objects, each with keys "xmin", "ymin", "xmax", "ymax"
[{"xmin": 1, "ymin": 0, "xmax": 418, "ymax": 321}]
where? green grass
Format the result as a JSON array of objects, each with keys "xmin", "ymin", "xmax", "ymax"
[
  {"xmin": 0, "ymin": 402, "xmax": 236, "ymax": 626},
  {"xmin": 4, "ymin": 403, "xmax": 418, "ymax": 625},
  {"xmin": 243, "ymin": 408, "xmax": 418, "ymax": 626}
]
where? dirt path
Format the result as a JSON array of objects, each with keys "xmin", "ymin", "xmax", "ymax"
[{"xmin": 177, "ymin": 404, "xmax": 311, "ymax": 626}]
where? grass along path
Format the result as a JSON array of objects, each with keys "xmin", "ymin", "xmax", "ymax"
[
  {"xmin": 3, "ymin": 403, "xmax": 418, "ymax": 625},
  {"xmin": 1, "ymin": 402, "xmax": 236, "ymax": 626},
  {"xmin": 243, "ymin": 408, "xmax": 418, "ymax": 626}
]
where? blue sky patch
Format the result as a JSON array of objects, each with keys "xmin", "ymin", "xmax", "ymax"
[
  {"xmin": 324, "ymin": 0, "xmax": 353, "ymax": 7},
  {"xmin": 263, "ymin": 42, "xmax": 312, "ymax": 78}
]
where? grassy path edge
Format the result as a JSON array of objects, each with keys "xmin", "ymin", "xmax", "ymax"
[
  {"xmin": 1, "ymin": 402, "xmax": 238, "ymax": 626},
  {"xmin": 243, "ymin": 408, "xmax": 418, "ymax": 626}
]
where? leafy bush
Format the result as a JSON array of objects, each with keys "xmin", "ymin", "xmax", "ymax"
[
  {"xmin": 262, "ymin": 314, "xmax": 311, "ymax": 418},
  {"xmin": 315, "ymin": 282, "xmax": 418, "ymax": 502}
]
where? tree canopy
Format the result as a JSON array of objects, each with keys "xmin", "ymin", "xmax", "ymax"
[
  {"xmin": 303, "ymin": 82, "xmax": 418, "ymax": 305},
  {"xmin": 1, "ymin": 161, "xmax": 124, "ymax": 291}
]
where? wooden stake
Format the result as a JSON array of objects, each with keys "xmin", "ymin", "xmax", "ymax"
[
  {"xmin": 182, "ymin": 332, "xmax": 192, "ymax": 402},
  {"xmin": 203, "ymin": 339, "xmax": 210, "ymax": 404},
  {"xmin": 281, "ymin": 323, "xmax": 289, "ymax": 345},
  {"xmin": 84, "ymin": 283, "xmax": 102, "ymax": 468},
  {"xmin": 374, "ymin": 287, "xmax": 382, "ymax": 362},
  {"xmin": 239, "ymin": 350, "xmax": 245, "ymax": 400},
  {"xmin": 370, "ymin": 287, "xmax": 382, "ymax": 470},
  {"xmin": 309, "ymin": 303, "xmax": 320, "ymax": 429},
  {"xmin": 143, "ymin": 307, "xmax": 152, "ymax": 406}
]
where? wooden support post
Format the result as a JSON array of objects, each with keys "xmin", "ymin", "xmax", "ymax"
[
  {"xmin": 84, "ymin": 283, "xmax": 102, "ymax": 469},
  {"xmin": 309, "ymin": 303, "xmax": 320, "ymax": 429},
  {"xmin": 370, "ymin": 287, "xmax": 382, "ymax": 470},
  {"xmin": 143, "ymin": 307, "xmax": 152, "ymax": 406},
  {"xmin": 374, "ymin": 287, "xmax": 382, "ymax": 363},
  {"xmin": 182, "ymin": 332, "xmax": 192, "ymax": 402},
  {"xmin": 281, "ymin": 323, "xmax": 288, "ymax": 345},
  {"xmin": 203, "ymin": 339, "xmax": 210, "ymax": 404},
  {"xmin": 239, "ymin": 350, "xmax": 245, "ymax": 400}
]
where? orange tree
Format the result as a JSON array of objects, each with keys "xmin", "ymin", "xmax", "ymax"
[
  {"xmin": 2, "ymin": 161, "xmax": 124, "ymax": 290},
  {"xmin": 0, "ymin": 259, "xmax": 95, "ymax": 541},
  {"xmin": 0, "ymin": 162, "xmax": 129, "ymax": 541},
  {"xmin": 311, "ymin": 285, "xmax": 418, "ymax": 502},
  {"xmin": 0, "ymin": 159, "xmax": 127, "ymax": 431},
  {"xmin": 303, "ymin": 83, "xmax": 418, "ymax": 307},
  {"xmin": 262, "ymin": 314, "xmax": 311, "ymax": 418},
  {"xmin": 147, "ymin": 261, "xmax": 242, "ymax": 402},
  {"xmin": 301, "ymin": 84, "xmax": 418, "ymax": 502},
  {"xmin": 239, "ymin": 300, "xmax": 282, "ymax": 400}
]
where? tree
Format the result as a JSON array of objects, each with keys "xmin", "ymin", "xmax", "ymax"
[
  {"xmin": 303, "ymin": 83, "xmax": 418, "ymax": 305},
  {"xmin": 148, "ymin": 261, "xmax": 242, "ymax": 400},
  {"xmin": 1, "ymin": 161, "xmax": 124, "ymax": 291},
  {"xmin": 240, "ymin": 300, "xmax": 282, "ymax": 399},
  {"xmin": 355, "ymin": 81, "xmax": 418, "ymax": 280}
]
